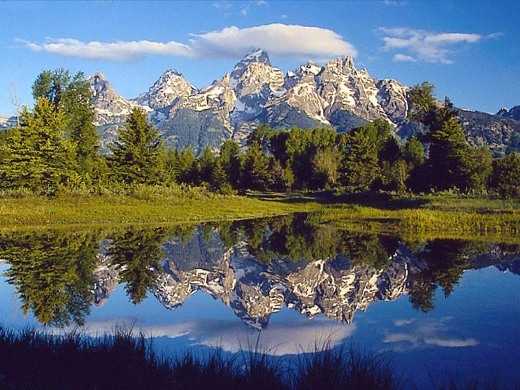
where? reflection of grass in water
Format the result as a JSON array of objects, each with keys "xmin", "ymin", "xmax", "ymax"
[{"xmin": 0, "ymin": 327, "xmax": 400, "ymax": 390}]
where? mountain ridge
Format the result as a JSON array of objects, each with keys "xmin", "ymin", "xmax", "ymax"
[{"xmin": 89, "ymin": 49, "xmax": 519, "ymax": 155}]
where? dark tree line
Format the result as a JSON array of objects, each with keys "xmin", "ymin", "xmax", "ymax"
[{"xmin": 0, "ymin": 71, "xmax": 519, "ymax": 197}]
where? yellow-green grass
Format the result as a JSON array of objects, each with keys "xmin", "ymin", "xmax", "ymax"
[
  {"xmin": 0, "ymin": 193, "xmax": 321, "ymax": 232},
  {"xmin": 313, "ymin": 204, "xmax": 520, "ymax": 238},
  {"xmin": 0, "ymin": 189, "xmax": 519, "ymax": 242}
]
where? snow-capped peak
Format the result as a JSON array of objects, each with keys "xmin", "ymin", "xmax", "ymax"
[
  {"xmin": 134, "ymin": 69, "xmax": 195, "ymax": 110},
  {"xmin": 241, "ymin": 48, "xmax": 271, "ymax": 65}
]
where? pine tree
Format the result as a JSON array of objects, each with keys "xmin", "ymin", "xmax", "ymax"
[
  {"xmin": 241, "ymin": 142, "xmax": 271, "ymax": 190},
  {"xmin": 311, "ymin": 147, "xmax": 340, "ymax": 189},
  {"xmin": 198, "ymin": 147, "xmax": 218, "ymax": 185},
  {"xmin": 33, "ymin": 69, "xmax": 100, "ymax": 181},
  {"xmin": 0, "ymin": 98, "xmax": 76, "ymax": 195},
  {"xmin": 176, "ymin": 148, "xmax": 197, "ymax": 185},
  {"xmin": 339, "ymin": 130, "xmax": 380, "ymax": 191},
  {"xmin": 219, "ymin": 140, "xmax": 242, "ymax": 188},
  {"xmin": 108, "ymin": 108, "xmax": 164, "ymax": 185}
]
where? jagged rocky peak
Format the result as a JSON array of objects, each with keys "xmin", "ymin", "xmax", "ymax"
[
  {"xmin": 179, "ymin": 73, "xmax": 236, "ymax": 112},
  {"xmin": 496, "ymin": 105, "xmax": 520, "ymax": 121},
  {"xmin": 135, "ymin": 69, "xmax": 196, "ymax": 110},
  {"xmin": 318, "ymin": 55, "xmax": 388, "ymax": 125},
  {"xmin": 230, "ymin": 49, "xmax": 284, "ymax": 100},
  {"xmin": 90, "ymin": 72, "xmax": 113, "ymax": 99},
  {"xmin": 376, "ymin": 79, "xmax": 409, "ymax": 123}
]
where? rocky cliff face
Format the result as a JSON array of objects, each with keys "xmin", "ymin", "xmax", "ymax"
[{"xmin": 89, "ymin": 50, "xmax": 519, "ymax": 155}]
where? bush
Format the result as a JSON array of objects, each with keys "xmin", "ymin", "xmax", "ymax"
[{"xmin": 490, "ymin": 153, "xmax": 520, "ymax": 198}]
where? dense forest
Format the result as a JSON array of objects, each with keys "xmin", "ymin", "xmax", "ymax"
[{"xmin": 0, "ymin": 69, "xmax": 519, "ymax": 198}]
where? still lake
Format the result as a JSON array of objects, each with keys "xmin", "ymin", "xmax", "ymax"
[{"xmin": 1, "ymin": 213, "xmax": 519, "ymax": 387}]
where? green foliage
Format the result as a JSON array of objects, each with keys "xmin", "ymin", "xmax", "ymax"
[
  {"xmin": 176, "ymin": 148, "xmax": 198, "ymax": 184},
  {"xmin": 0, "ymin": 231, "xmax": 98, "ymax": 326},
  {"xmin": 0, "ymin": 98, "xmax": 77, "ymax": 195},
  {"xmin": 108, "ymin": 228, "xmax": 167, "ymax": 304},
  {"xmin": 407, "ymin": 81, "xmax": 436, "ymax": 123},
  {"xmin": 339, "ymin": 129, "xmax": 380, "ymax": 190},
  {"xmin": 219, "ymin": 140, "xmax": 242, "ymax": 189},
  {"xmin": 311, "ymin": 147, "xmax": 340, "ymax": 189},
  {"xmin": 108, "ymin": 108, "xmax": 164, "ymax": 185},
  {"xmin": 33, "ymin": 69, "xmax": 100, "ymax": 180},
  {"xmin": 490, "ymin": 152, "xmax": 520, "ymax": 198},
  {"xmin": 241, "ymin": 142, "xmax": 271, "ymax": 190},
  {"xmin": 403, "ymin": 137, "xmax": 425, "ymax": 169}
]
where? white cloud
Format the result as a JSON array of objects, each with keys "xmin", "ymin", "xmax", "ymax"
[
  {"xmin": 190, "ymin": 24, "xmax": 357, "ymax": 59},
  {"xmin": 392, "ymin": 53, "xmax": 416, "ymax": 62},
  {"xmin": 20, "ymin": 23, "xmax": 356, "ymax": 62},
  {"xmin": 393, "ymin": 318, "xmax": 416, "ymax": 326},
  {"xmin": 379, "ymin": 27, "xmax": 495, "ymax": 64},
  {"xmin": 64, "ymin": 319, "xmax": 356, "ymax": 356},
  {"xmin": 19, "ymin": 38, "xmax": 193, "ymax": 61},
  {"xmin": 382, "ymin": 317, "xmax": 479, "ymax": 350}
]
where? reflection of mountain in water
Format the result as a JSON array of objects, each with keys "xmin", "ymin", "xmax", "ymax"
[
  {"xmin": 1, "ymin": 217, "xmax": 519, "ymax": 328},
  {"xmin": 94, "ymin": 225, "xmax": 520, "ymax": 329}
]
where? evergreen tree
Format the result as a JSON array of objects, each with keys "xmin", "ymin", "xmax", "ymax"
[
  {"xmin": 108, "ymin": 228, "xmax": 167, "ymax": 304},
  {"xmin": 33, "ymin": 69, "xmax": 100, "ymax": 180},
  {"xmin": 197, "ymin": 147, "xmax": 218, "ymax": 185},
  {"xmin": 241, "ymin": 142, "xmax": 271, "ymax": 190},
  {"xmin": 311, "ymin": 147, "xmax": 340, "ymax": 189},
  {"xmin": 108, "ymin": 108, "xmax": 164, "ymax": 185},
  {"xmin": 339, "ymin": 129, "xmax": 380, "ymax": 191},
  {"xmin": 176, "ymin": 148, "xmax": 197, "ymax": 185},
  {"xmin": 0, "ymin": 98, "xmax": 76, "ymax": 195},
  {"xmin": 219, "ymin": 140, "xmax": 242, "ymax": 188},
  {"xmin": 490, "ymin": 152, "xmax": 520, "ymax": 198},
  {"xmin": 403, "ymin": 137, "xmax": 425, "ymax": 169}
]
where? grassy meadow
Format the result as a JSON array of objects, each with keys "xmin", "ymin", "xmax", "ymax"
[{"xmin": 0, "ymin": 186, "xmax": 518, "ymax": 240}]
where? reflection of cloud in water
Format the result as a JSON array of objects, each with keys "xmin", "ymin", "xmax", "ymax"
[
  {"xmin": 393, "ymin": 319, "xmax": 415, "ymax": 327},
  {"xmin": 74, "ymin": 318, "xmax": 356, "ymax": 356},
  {"xmin": 383, "ymin": 317, "xmax": 478, "ymax": 350}
]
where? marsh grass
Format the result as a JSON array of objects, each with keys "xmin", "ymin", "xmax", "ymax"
[
  {"xmin": 0, "ymin": 185, "xmax": 320, "ymax": 230},
  {"xmin": 0, "ymin": 187, "xmax": 518, "ymax": 238},
  {"xmin": 0, "ymin": 327, "xmax": 402, "ymax": 390}
]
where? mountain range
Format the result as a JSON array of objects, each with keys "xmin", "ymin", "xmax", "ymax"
[
  {"xmin": 1, "ymin": 49, "xmax": 519, "ymax": 155},
  {"xmin": 89, "ymin": 49, "xmax": 520, "ymax": 155}
]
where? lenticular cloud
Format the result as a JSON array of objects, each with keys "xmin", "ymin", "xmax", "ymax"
[{"xmin": 19, "ymin": 23, "xmax": 357, "ymax": 61}]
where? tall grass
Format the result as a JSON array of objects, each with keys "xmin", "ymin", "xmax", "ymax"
[{"xmin": 0, "ymin": 327, "xmax": 401, "ymax": 390}]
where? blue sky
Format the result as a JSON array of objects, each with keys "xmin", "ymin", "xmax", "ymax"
[{"xmin": 1, "ymin": 0, "xmax": 519, "ymax": 116}]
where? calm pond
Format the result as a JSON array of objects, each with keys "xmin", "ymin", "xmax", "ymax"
[{"xmin": 1, "ymin": 213, "xmax": 519, "ymax": 387}]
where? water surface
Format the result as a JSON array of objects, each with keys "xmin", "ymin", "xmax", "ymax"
[{"xmin": 1, "ymin": 214, "xmax": 519, "ymax": 387}]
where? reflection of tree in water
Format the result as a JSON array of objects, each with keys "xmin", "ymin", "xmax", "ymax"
[
  {"xmin": 407, "ymin": 240, "xmax": 489, "ymax": 312},
  {"xmin": 220, "ymin": 214, "xmax": 398, "ymax": 268},
  {"xmin": 0, "ymin": 232, "xmax": 99, "ymax": 326},
  {"xmin": 107, "ymin": 227, "xmax": 170, "ymax": 304},
  {"xmin": 1, "ymin": 218, "xmax": 519, "ymax": 327}
]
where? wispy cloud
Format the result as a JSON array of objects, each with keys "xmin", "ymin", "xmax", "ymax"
[
  {"xmin": 383, "ymin": 317, "xmax": 479, "ymax": 351},
  {"xmin": 379, "ymin": 27, "xmax": 500, "ymax": 64},
  {"xmin": 392, "ymin": 53, "xmax": 416, "ymax": 62},
  {"xmin": 18, "ymin": 38, "xmax": 193, "ymax": 61},
  {"xmin": 20, "ymin": 24, "xmax": 357, "ymax": 61}
]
